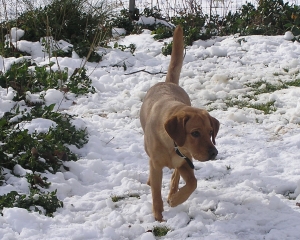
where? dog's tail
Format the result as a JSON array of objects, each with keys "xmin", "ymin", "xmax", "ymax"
[{"xmin": 165, "ymin": 25, "xmax": 184, "ymax": 85}]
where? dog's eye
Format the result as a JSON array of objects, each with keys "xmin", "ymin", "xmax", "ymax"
[
  {"xmin": 210, "ymin": 130, "xmax": 213, "ymax": 136},
  {"xmin": 191, "ymin": 131, "xmax": 200, "ymax": 138}
]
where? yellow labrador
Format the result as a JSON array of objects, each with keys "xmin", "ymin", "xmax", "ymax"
[{"xmin": 140, "ymin": 25, "xmax": 220, "ymax": 221}]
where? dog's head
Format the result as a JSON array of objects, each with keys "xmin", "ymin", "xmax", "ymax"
[{"xmin": 164, "ymin": 107, "xmax": 219, "ymax": 161}]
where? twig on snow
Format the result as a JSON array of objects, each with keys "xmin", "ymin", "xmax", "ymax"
[{"xmin": 124, "ymin": 69, "xmax": 167, "ymax": 75}]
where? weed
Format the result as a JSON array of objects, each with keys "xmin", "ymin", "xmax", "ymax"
[
  {"xmin": 142, "ymin": 7, "xmax": 163, "ymax": 19},
  {"xmin": 1, "ymin": 0, "xmax": 112, "ymax": 61},
  {"xmin": 112, "ymin": 8, "xmax": 136, "ymax": 34},
  {"xmin": 0, "ymin": 103, "xmax": 88, "ymax": 173},
  {"xmin": 26, "ymin": 173, "xmax": 51, "ymax": 188},
  {"xmin": 162, "ymin": 42, "xmax": 173, "ymax": 56},
  {"xmin": 0, "ymin": 103, "xmax": 88, "ymax": 216},
  {"xmin": 224, "ymin": 98, "xmax": 277, "ymax": 114},
  {"xmin": 246, "ymin": 78, "xmax": 300, "ymax": 95},
  {"xmin": 152, "ymin": 25, "xmax": 173, "ymax": 40},
  {"xmin": 67, "ymin": 68, "xmax": 96, "ymax": 96},
  {"xmin": 0, "ymin": 190, "xmax": 63, "ymax": 217},
  {"xmin": 283, "ymin": 68, "xmax": 289, "ymax": 73},
  {"xmin": 73, "ymin": 41, "xmax": 103, "ymax": 63},
  {"xmin": 245, "ymin": 81, "xmax": 287, "ymax": 95},
  {"xmin": 251, "ymin": 101, "xmax": 277, "ymax": 114},
  {"xmin": 113, "ymin": 42, "xmax": 136, "ymax": 54},
  {"xmin": 0, "ymin": 58, "xmax": 90, "ymax": 216},
  {"xmin": 284, "ymin": 190, "xmax": 296, "ymax": 200},
  {"xmin": 111, "ymin": 195, "xmax": 126, "ymax": 202},
  {"xmin": 0, "ymin": 41, "xmax": 30, "ymax": 58},
  {"xmin": 128, "ymin": 193, "xmax": 140, "ymax": 199},
  {"xmin": 52, "ymin": 49, "xmax": 72, "ymax": 58},
  {"xmin": 153, "ymin": 226, "xmax": 171, "ymax": 237},
  {"xmin": 286, "ymin": 78, "xmax": 300, "ymax": 87},
  {"xmin": 111, "ymin": 193, "xmax": 141, "ymax": 202},
  {"xmin": 171, "ymin": 11, "xmax": 208, "ymax": 45},
  {"xmin": 0, "ymin": 59, "xmax": 94, "ymax": 99},
  {"xmin": 224, "ymin": 99, "xmax": 249, "ymax": 109}
]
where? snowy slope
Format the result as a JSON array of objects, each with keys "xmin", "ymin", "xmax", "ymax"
[{"xmin": 1, "ymin": 28, "xmax": 300, "ymax": 239}]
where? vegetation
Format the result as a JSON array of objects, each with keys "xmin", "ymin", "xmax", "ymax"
[
  {"xmin": 223, "ymin": 98, "xmax": 277, "ymax": 114},
  {"xmin": 0, "ymin": 190, "xmax": 63, "ymax": 217},
  {"xmin": 1, "ymin": 0, "xmax": 112, "ymax": 62},
  {"xmin": 111, "ymin": 195, "xmax": 126, "ymax": 202},
  {"xmin": 0, "ymin": 58, "xmax": 92, "ymax": 216},
  {"xmin": 111, "ymin": 193, "xmax": 140, "ymax": 202},
  {"xmin": 110, "ymin": 0, "xmax": 300, "ymax": 47},
  {"xmin": 1, "ymin": 0, "xmax": 300, "ymax": 217},
  {"xmin": 152, "ymin": 225, "xmax": 171, "ymax": 237}
]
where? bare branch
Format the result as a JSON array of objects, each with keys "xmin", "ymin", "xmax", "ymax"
[{"xmin": 124, "ymin": 69, "xmax": 167, "ymax": 75}]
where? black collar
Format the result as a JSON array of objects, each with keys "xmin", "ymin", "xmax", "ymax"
[{"xmin": 174, "ymin": 142, "xmax": 195, "ymax": 169}]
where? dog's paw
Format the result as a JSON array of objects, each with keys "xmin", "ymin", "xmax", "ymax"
[
  {"xmin": 167, "ymin": 197, "xmax": 177, "ymax": 207},
  {"xmin": 154, "ymin": 212, "xmax": 164, "ymax": 222}
]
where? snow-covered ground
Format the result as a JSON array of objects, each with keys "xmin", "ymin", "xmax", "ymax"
[{"xmin": 1, "ymin": 26, "xmax": 300, "ymax": 239}]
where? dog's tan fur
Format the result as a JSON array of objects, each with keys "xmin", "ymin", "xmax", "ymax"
[{"xmin": 140, "ymin": 25, "xmax": 220, "ymax": 221}]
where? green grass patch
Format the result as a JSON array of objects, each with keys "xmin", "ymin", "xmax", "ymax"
[
  {"xmin": 286, "ymin": 78, "xmax": 300, "ymax": 87},
  {"xmin": 250, "ymin": 101, "xmax": 277, "ymax": 114},
  {"xmin": 111, "ymin": 195, "xmax": 126, "ymax": 202},
  {"xmin": 162, "ymin": 42, "xmax": 173, "ymax": 56},
  {"xmin": 245, "ymin": 80, "xmax": 287, "ymax": 95},
  {"xmin": 111, "ymin": 193, "xmax": 141, "ymax": 202},
  {"xmin": 153, "ymin": 226, "xmax": 171, "ymax": 237},
  {"xmin": 245, "ymin": 78, "xmax": 300, "ymax": 96},
  {"xmin": 224, "ymin": 98, "xmax": 277, "ymax": 114}
]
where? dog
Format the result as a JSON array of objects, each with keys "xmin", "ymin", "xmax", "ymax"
[{"xmin": 140, "ymin": 25, "xmax": 220, "ymax": 221}]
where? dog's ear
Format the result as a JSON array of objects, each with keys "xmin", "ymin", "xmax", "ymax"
[
  {"xmin": 209, "ymin": 116, "xmax": 220, "ymax": 145},
  {"xmin": 164, "ymin": 113, "xmax": 189, "ymax": 146}
]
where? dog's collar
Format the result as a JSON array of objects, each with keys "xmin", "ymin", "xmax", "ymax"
[{"xmin": 174, "ymin": 142, "xmax": 195, "ymax": 169}]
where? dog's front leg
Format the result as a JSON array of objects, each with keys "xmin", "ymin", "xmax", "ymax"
[
  {"xmin": 168, "ymin": 169, "xmax": 180, "ymax": 201},
  {"xmin": 167, "ymin": 163, "xmax": 197, "ymax": 207},
  {"xmin": 149, "ymin": 160, "xmax": 164, "ymax": 221}
]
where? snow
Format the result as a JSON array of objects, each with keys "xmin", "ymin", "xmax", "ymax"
[
  {"xmin": 17, "ymin": 118, "xmax": 57, "ymax": 134},
  {"xmin": 1, "ymin": 25, "xmax": 300, "ymax": 239},
  {"xmin": 136, "ymin": 16, "xmax": 173, "ymax": 28},
  {"xmin": 284, "ymin": 31, "xmax": 295, "ymax": 41}
]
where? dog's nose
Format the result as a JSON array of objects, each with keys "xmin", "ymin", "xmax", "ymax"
[{"xmin": 208, "ymin": 147, "xmax": 218, "ymax": 160}]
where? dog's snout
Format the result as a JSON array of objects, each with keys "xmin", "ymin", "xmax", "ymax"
[{"xmin": 209, "ymin": 147, "xmax": 218, "ymax": 160}]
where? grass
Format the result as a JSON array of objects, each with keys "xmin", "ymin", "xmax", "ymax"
[
  {"xmin": 250, "ymin": 101, "xmax": 277, "ymax": 114},
  {"xmin": 215, "ymin": 78, "xmax": 300, "ymax": 114},
  {"xmin": 153, "ymin": 226, "xmax": 171, "ymax": 237},
  {"xmin": 111, "ymin": 193, "xmax": 140, "ymax": 202},
  {"xmin": 286, "ymin": 78, "xmax": 300, "ymax": 87},
  {"xmin": 224, "ymin": 98, "xmax": 277, "ymax": 114},
  {"xmin": 207, "ymin": 79, "xmax": 289, "ymax": 114},
  {"xmin": 111, "ymin": 195, "xmax": 126, "ymax": 202},
  {"xmin": 245, "ymin": 80, "xmax": 287, "ymax": 95},
  {"xmin": 246, "ymin": 78, "xmax": 300, "ymax": 95}
]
